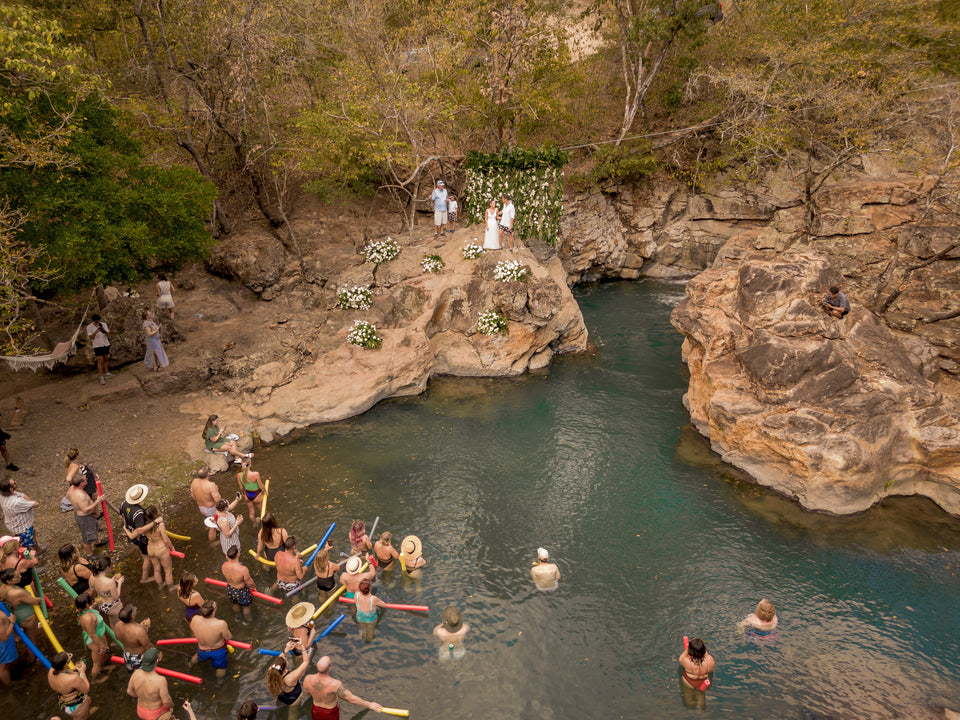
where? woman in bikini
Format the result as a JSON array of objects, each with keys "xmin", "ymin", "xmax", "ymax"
[
  {"xmin": 354, "ymin": 579, "xmax": 386, "ymax": 643},
  {"xmin": 265, "ymin": 631, "xmax": 315, "ymax": 719},
  {"xmin": 237, "ymin": 458, "xmax": 266, "ymax": 521},
  {"xmin": 312, "ymin": 547, "xmax": 340, "ymax": 602},
  {"xmin": 177, "ymin": 572, "xmax": 204, "ymax": 624},
  {"xmin": 0, "ymin": 568, "xmax": 41, "ymax": 647},
  {"xmin": 144, "ymin": 506, "xmax": 176, "ymax": 588},
  {"xmin": 348, "ymin": 519, "xmax": 372, "ymax": 559},
  {"xmin": 75, "ymin": 591, "xmax": 111, "ymax": 679},
  {"xmin": 1, "ymin": 536, "xmax": 37, "ymax": 591},
  {"xmin": 88, "ymin": 555, "xmax": 124, "ymax": 627},
  {"xmin": 48, "ymin": 652, "xmax": 92, "ymax": 720},
  {"xmin": 679, "ymin": 637, "xmax": 715, "ymax": 708},
  {"xmin": 59, "ymin": 544, "xmax": 93, "ymax": 596},
  {"xmin": 373, "ymin": 531, "xmax": 400, "ymax": 572},
  {"xmin": 257, "ymin": 513, "xmax": 289, "ymax": 563}
]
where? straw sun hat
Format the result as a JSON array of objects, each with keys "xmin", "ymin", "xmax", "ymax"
[
  {"xmin": 400, "ymin": 535, "xmax": 422, "ymax": 560},
  {"xmin": 125, "ymin": 484, "xmax": 149, "ymax": 505},
  {"xmin": 285, "ymin": 601, "xmax": 316, "ymax": 629}
]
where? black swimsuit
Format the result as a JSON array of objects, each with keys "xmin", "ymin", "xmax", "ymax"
[
  {"xmin": 315, "ymin": 574, "xmax": 336, "ymax": 591},
  {"xmin": 277, "ymin": 680, "xmax": 303, "ymax": 705}
]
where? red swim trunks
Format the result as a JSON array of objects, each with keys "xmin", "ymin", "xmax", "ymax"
[
  {"xmin": 137, "ymin": 705, "xmax": 172, "ymax": 720},
  {"xmin": 311, "ymin": 704, "xmax": 340, "ymax": 720}
]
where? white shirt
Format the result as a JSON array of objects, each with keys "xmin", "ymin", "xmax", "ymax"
[
  {"xmin": 86, "ymin": 321, "xmax": 110, "ymax": 348},
  {"xmin": 500, "ymin": 202, "xmax": 515, "ymax": 228},
  {"xmin": 447, "ymin": 199, "xmax": 458, "ymax": 213}
]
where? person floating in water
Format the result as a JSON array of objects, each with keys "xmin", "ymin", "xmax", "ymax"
[
  {"xmin": 530, "ymin": 547, "xmax": 560, "ymax": 590},
  {"xmin": 739, "ymin": 598, "xmax": 778, "ymax": 635}
]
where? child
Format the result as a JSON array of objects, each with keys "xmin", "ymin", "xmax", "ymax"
[
  {"xmin": 739, "ymin": 598, "xmax": 778, "ymax": 634},
  {"xmin": 447, "ymin": 194, "xmax": 458, "ymax": 229}
]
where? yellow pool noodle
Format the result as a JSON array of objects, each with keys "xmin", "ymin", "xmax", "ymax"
[
  {"xmin": 399, "ymin": 553, "xmax": 407, "ymax": 573},
  {"xmin": 260, "ymin": 479, "xmax": 270, "ymax": 520},
  {"xmin": 381, "ymin": 709, "xmax": 410, "ymax": 718},
  {"xmin": 166, "ymin": 530, "xmax": 191, "ymax": 541},
  {"xmin": 27, "ymin": 587, "xmax": 72, "ymax": 668},
  {"xmin": 249, "ymin": 543, "xmax": 317, "ymax": 567}
]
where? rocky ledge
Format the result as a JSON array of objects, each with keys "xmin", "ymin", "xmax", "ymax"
[{"xmin": 671, "ymin": 252, "xmax": 960, "ymax": 515}]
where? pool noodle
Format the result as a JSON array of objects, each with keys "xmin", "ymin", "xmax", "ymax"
[
  {"xmin": 27, "ymin": 587, "xmax": 71, "ymax": 667},
  {"xmin": 203, "ymin": 577, "xmax": 283, "ymax": 605},
  {"xmin": 171, "ymin": 549, "xmax": 185, "ymax": 559},
  {"xmin": 368, "ymin": 516, "xmax": 380, "ymax": 542},
  {"xmin": 108, "ymin": 655, "xmax": 202, "ymax": 684},
  {"xmin": 304, "ymin": 523, "xmax": 336, "ymax": 567},
  {"xmin": 166, "ymin": 530, "xmax": 191, "ymax": 541},
  {"xmin": 0, "ymin": 600, "xmax": 51, "ymax": 668},
  {"xmin": 43, "ymin": 593, "xmax": 54, "ymax": 610},
  {"xmin": 95, "ymin": 479, "xmax": 114, "ymax": 551},
  {"xmin": 260, "ymin": 478, "xmax": 270, "ymax": 520},
  {"xmin": 680, "ymin": 636, "xmax": 710, "ymax": 688},
  {"xmin": 338, "ymin": 597, "xmax": 428, "ymax": 613},
  {"xmin": 311, "ymin": 586, "xmax": 346, "ymax": 621},
  {"xmin": 399, "ymin": 553, "xmax": 406, "ymax": 573},
  {"xmin": 29, "ymin": 568, "xmax": 48, "ymax": 619},
  {"xmin": 248, "ymin": 550, "xmax": 274, "ymax": 567},
  {"xmin": 55, "ymin": 577, "xmax": 122, "ymax": 650},
  {"xmin": 381, "ymin": 709, "xmax": 410, "ymax": 718},
  {"xmin": 258, "ymin": 648, "xmax": 282, "ymax": 656},
  {"xmin": 155, "ymin": 637, "xmax": 251, "ymax": 649},
  {"xmin": 311, "ymin": 614, "xmax": 346, "ymax": 645}
]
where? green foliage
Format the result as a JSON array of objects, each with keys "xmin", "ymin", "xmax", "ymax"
[
  {"xmin": 590, "ymin": 144, "xmax": 658, "ymax": 184},
  {"xmin": 465, "ymin": 146, "xmax": 569, "ymax": 172},
  {"xmin": 0, "ymin": 90, "xmax": 216, "ymax": 291}
]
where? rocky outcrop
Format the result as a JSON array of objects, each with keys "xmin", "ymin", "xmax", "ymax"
[{"xmin": 671, "ymin": 252, "xmax": 960, "ymax": 515}]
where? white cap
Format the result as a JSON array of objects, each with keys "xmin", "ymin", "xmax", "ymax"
[{"xmin": 537, "ymin": 547, "xmax": 549, "ymax": 561}]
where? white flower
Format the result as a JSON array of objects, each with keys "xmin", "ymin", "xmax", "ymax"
[
  {"xmin": 337, "ymin": 284, "xmax": 373, "ymax": 310},
  {"xmin": 493, "ymin": 260, "xmax": 530, "ymax": 282},
  {"xmin": 421, "ymin": 254, "xmax": 444, "ymax": 274},
  {"xmin": 347, "ymin": 320, "xmax": 382, "ymax": 349},
  {"xmin": 461, "ymin": 243, "xmax": 484, "ymax": 259},
  {"xmin": 477, "ymin": 310, "xmax": 508, "ymax": 335},
  {"xmin": 363, "ymin": 238, "xmax": 400, "ymax": 265}
]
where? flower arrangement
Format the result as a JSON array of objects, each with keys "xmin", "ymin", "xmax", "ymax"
[
  {"xmin": 421, "ymin": 254, "xmax": 444, "ymax": 274},
  {"xmin": 493, "ymin": 260, "xmax": 530, "ymax": 282},
  {"xmin": 463, "ymin": 147, "xmax": 567, "ymax": 245},
  {"xmin": 363, "ymin": 238, "xmax": 400, "ymax": 265},
  {"xmin": 477, "ymin": 310, "xmax": 508, "ymax": 335},
  {"xmin": 337, "ymin": 284, "xmax": 372, "ymax": 310},
  {"xmin": 461, "ymin": 243, "xmax": 484, "ymax": 259},
  {"xmin": 347, "ymin": 320, "xmax": 382, "ymax": 349}
]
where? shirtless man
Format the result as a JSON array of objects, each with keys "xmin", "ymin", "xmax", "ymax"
[
  {"xmin": 190, "ymin": 601, "xmax": 232, "ymax": 679},
  {"xmin": 273, "ymin": 537, "xmax": 304, "ymax": 597},
  {"xmin": 49, "ymin": 652, "xmax": 92, "ymax": 720},
  {"xmin": 126, "ymin": 647, "xmax": 174, "ymax": 720},
  {"xmin": 221, "ymin": 546, "xmax": 255, "ymax": 622},
  {"xmin": 303, "ymin": 655, "xmax": 383, "ymax": 720},
  {"xmin": 189, "ymin": 465, "xmax": 220, "ymax": 541},
  {"xmin": 339, "ymin": 556, "xmax": 376, "ymax": 599},
  {"xmin": 115, "ymin": 603, "xmax": 154, "ymax": 673},
  {"xmin": 530, "ymin": 547, "xmax": 561, "ymax": 590},
  {"xmin": 432, "ymin": 605, "xmax": 470, "ymax": 658},
  {"xmin": 67, "ymin": 475, "xmax": 103, "ymax": 556}
]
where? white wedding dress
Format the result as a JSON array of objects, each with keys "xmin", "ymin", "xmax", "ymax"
[{"xmin": 483, "ymin": 209, "xmax": 500, "ymax": 250}]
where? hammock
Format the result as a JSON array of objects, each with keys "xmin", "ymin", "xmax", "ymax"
[{"xmin": 1, "ymin": 301, "xmax": 92, "ymax": 373}]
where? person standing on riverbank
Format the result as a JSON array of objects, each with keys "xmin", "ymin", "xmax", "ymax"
[
  {"xmin": 142, "ymin": 310, "xmax": 169, "ymax": 372},
  {"xmin": 86, "ymin": 314, "xmax": 113, "ymax": 385},
  {"xmin": 432, "ymin": 180, "xmax": 448, "ymax": 238},
  {"xmin": 190, "ymin": 601, "xmax": 232, "ymax": 679},
  {"xmin": 303, "ymin": 655, "xmax": 384, "ymax": 719},
  {"xmin": 498, "ymin": 194, "xmax": 515, "ymax": 250},
  {"xmin": 0, "ymin": 476, "xmax": 40, "ymax": 552},
  {"xmin": 155, "ymin": 275, "xmax": 175, "ymax": 320},
  {"xmin": 0, "ymin": 412, "xmax": 18, "ymax": 471},
  {"xmin": 531, "ymin": 547, "xmax": 560, "ymax": 590},
  {"xmin": 190, "ymin": 465, "xmax": 221, "ymax": 542}
]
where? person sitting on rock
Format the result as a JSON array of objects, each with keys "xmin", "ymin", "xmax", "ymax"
[
  {"xmin": 202, "ymin": 415, "xmax": 251, "ymax": 462},
  {"xmin": 821, "ymin": 286, "xmax": 850, "ymax": 318}
]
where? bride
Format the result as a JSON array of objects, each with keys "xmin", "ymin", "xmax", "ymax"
[{"xmin": 483, "ymin": 199, "xmax": 500, "ymax": 250}]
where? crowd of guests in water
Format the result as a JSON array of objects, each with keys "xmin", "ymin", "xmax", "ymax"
[{"xmin": 0, "ymin": 409, "xmax": 781, "ymax": 718}]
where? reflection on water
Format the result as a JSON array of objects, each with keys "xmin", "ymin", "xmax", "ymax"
[{"xmin": 4, "ymin": 280, "xmax": 960, "ymax": 720}]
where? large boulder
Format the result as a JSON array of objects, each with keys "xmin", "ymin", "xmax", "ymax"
[
  {"xmin": 206, "ymin": 230, "xmax": 286, "ymax": 293},
  {"xmin": 671, "ymin": 252, "xmax": 960, "ymax": 515}
]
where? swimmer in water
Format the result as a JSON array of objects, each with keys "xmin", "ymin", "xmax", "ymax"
[
  {"xmin": 433, "ymin": 605, "xmax": 470, "ymax": 661},
  {"xmin": 679, "ymin": 637, "xmax": 714, "ymax": 709},
  {"xmin": 530, "ymin": 547, "xmax": 560, "ymax": 590},
  {"xmin": 739, "ymin": 598, "xmax": 778, "ymax": 635}
]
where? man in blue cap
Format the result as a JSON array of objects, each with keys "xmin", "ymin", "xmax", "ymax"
[{"xmin": 431, "ymin": 180, "xmax": 448, "ymax": 238}]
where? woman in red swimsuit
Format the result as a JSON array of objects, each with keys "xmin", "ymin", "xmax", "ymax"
[{"xmin": 679, "ymin": 637, "xmax": 714, "ymax": 708}]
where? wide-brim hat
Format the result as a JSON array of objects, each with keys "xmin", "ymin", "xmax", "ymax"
[
  {"xmin": 125, "ymin": 484, "xmax": 149, "ymax": 505},
  {"xmin": 401, "ymin": 535, "xmax": 422, "ymax": 560},
  {"xmin": 344, "ymin": 556, "xmax": 363, "ymax": 575},
  {"xmin": 441, "ymin": 605, "xmax": 462, "ymax": 633},
  {"xmin": 204, "ymin": 517, "xmax": 219, "ymax": 529},
  {"xmin": 285, "ymin": 601, "xmax": 316, "ymax": 629}
]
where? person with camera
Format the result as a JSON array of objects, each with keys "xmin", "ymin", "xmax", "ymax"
[{"xmin": 86, "ymin": 314, "xmax": 113, "ymax": 385}]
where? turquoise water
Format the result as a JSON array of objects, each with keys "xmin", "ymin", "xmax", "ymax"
[{"xmin": 8, "ymin": 280, "xmax": 960, "ymax": 719}]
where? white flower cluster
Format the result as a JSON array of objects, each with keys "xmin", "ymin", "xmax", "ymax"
[
  {"xmin": 477, "ymin": 310, "xmax": 508, "ymax": 335},
  {"xmin": 337, "ymin": 284, "xmax": 372, "ymax": 310},
  {"xmin": 347, "ymin": 319, "xmax": 382, "ymax": 349},
  {"xmin": 493, "ymin": 260, "xmax": 530, "ymax": 282},
  {"xmin": 463, "ymin": 165, "xmax": 564, "ymax": 244},
  {"xmin": 421, "ymin": 254, "xmax": 444, "ymax": 274},
  {"xmin": 363, "ymin": 238, "xmax": 400, "ymax": 265},
  {"xmin": 461, "ymin": 243, "xmax": 485, "ymax": 259}
]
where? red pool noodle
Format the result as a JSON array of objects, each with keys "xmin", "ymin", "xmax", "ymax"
[
  {"xmin": 338, "ymin": 597, "xmax": 429, "ymax": 613},
  {"xmin": 203, "ymin": 577, "xmax": 282, "ymax": 605},
  {"xmin": 96, "ymin": 479, "xmax": 114, "ymax": 551},
  {"xmin": 156, "ymin": 638, "xmax": 251, "ymax": 650},
  {"xmin": 109, "ymin": 656, "xmax": 202, "ymax": 684},
  {"xmin": 171, "ymin": 549, "xmax": 185, "ymax": 559},
  {"xmin": 43, "ymin": 593, "xmax": 53, "ymax": 610}
]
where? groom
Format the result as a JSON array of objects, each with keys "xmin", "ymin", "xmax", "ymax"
[{"xmin": 498, "ymin": 194, "xmax": 515, "ymax": 249}]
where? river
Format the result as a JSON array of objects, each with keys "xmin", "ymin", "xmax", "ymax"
[{"xmin": 8, "ymin": 280, "xmax": 960, "ymax": 719}]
